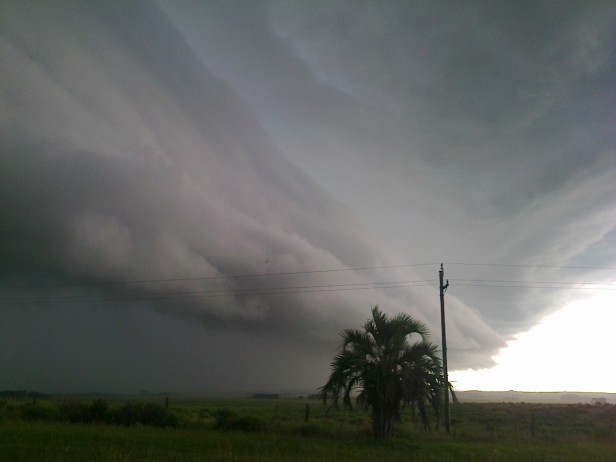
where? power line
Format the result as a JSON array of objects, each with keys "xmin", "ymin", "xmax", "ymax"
[
  {"xmin": 2, "ymin": 274, "xmax": 615, "ymax": 306},
  {"xmin": 453, "ymin": 283, "xmax": 616, "ymax": 290},
  {"xmin": 2, "ymin": 261, "xmax": 613, "ymax": 291},
  {"xmin": 450, "ymin": 278, "xmax": 616, "ymax": 286},
  {"xmin": 446, "ymin": 263, "xmax": 616, "ymax": 270},
  {"xmin": 0, "ymin": 280, "xmax": 435, "ymax": 305},
  {"xmin": 0, "ymin": 263, "xmax": 440, "ymax": 290},
  {"xmin": 0, "ymin": 279, "xmax": 432, "ymax": 301}
]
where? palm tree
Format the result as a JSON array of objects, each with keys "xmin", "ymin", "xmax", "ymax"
[{"xmin": 320, "ymin": 305, "xmax": 445, "ymax": 438}]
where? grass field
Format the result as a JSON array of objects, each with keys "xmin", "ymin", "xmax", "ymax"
[{"xmin": 1, "ymin": 397, "xmax": 615, "ymax": 461}]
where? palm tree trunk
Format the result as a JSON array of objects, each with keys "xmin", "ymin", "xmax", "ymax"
[{"xmin": 372, "ymin": 404, "xmax": 397, "ymax": 439}]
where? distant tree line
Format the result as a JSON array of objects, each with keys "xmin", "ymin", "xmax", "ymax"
[
  {"xmin": 0, "ymin": 390, "xmax": 50, "ymax": 400},
  {"xmin": 251, "ymin": 393, "xmax": 279, "ymax": 399}
]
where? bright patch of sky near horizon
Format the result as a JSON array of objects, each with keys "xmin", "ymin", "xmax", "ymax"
[{"xmin": 451, "ymin": 291, "xmax": 616, "ymax": 392}]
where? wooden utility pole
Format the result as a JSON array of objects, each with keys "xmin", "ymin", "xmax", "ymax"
[{"xmin": 439, "ymin": 263, "xmax": 450, "ymax": 433}]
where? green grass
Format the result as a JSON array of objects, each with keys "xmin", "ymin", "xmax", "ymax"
[{"xmin": 1, "ymin": 398, "xmax": 615, "ymax": 461}]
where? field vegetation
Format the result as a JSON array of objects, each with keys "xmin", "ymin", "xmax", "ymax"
[{"xmin": 1, "ymin": 395, "xmax": 615, "ymax": 461}]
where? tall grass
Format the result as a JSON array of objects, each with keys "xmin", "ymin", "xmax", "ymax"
[{"xmin": 1, "ymin": 397, "xmax": 615, "ymax": 461}]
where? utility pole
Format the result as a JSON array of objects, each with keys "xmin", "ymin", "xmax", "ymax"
[{"xmin": 439, "ymin": 263, "xmax": 450, "ymax": 433}]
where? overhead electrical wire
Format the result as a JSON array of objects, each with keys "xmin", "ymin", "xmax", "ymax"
[
  {"xmin": 0, "ymin": 262, "xmax": 440, "ymax": 290},
  {"xmin": 1, "ymin": 261, "xmax": 614, "ymax": 291},
  {"xmin": 0, "ymin": 279, "xmax": 435, "ymax": 305},
  {"xmin": 446, "ymin": 263, "xmax": 616, "ymax": 270},
  {"xmin": 0, "ymin": 277, "xmax": 615, "ymax": 306},
  {"xmin": 0, "ymin": 262, "xmax": 614, "ymax": 305},
  {"xmin": 452, "ymin": 283, "xmax": 616, "ymax": 290},
  {"xmin": 449, "ymin": 278, "xmax": 616, "ymax": 286}
]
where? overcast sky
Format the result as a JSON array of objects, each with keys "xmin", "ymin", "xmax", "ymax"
[{"xmin": 1, "ymin": 1, "xmax": 614, "ymax": 394}]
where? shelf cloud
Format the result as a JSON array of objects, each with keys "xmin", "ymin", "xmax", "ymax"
[{"xmin": 1, "ymin": 1, "xmax": 614, "ymax": 393}]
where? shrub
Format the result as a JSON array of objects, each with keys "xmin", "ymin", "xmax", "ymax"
[
  {"xmin": 110, "ymin": 402, "xmax": 178, "ymax": 428},
  {"xmin": 58, "ymin": 401, "xmax": 90, "ymax": 423},
  {"xmin": 296, "ymin": 422, "xmax": 328, "ymax": 437},
  {"xmin": 22, "ymin": 403, "xmax": 58, "ymax": 422},
  {"xmin": 213, "ymin": 408, "xmax": 267, "ymax": 432},
  {"xmin": 226, "ymin": 415, "xmax": 267, "ymax": 432},
  {"xmin": 58, "ymin": 400, "xmax": 111, "ymax": 424},
  {"xmin": 88, "ymin": 398, "xmax": 109, "ymax": 423},
  {"xmin": 213, "ymin": 408, "xmax": 238, "ymax": 429}
]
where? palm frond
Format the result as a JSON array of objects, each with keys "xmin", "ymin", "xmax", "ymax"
[{"xmin": 321, "ymin": 305, "xmax": 446, "ymax": 438}]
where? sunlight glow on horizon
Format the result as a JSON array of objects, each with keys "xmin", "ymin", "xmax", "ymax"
[{"xmin": 450, "ymin": 291, "xmax": 616, "ymax": 393}]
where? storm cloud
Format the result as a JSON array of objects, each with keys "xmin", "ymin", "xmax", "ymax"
[{"xmin": 1, "ymin": 1, "xmax": 614, "ymax": 393}]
